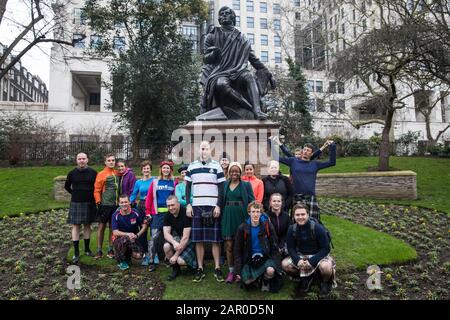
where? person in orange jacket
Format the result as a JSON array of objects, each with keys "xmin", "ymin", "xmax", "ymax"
[
  {"xmin": 93, "ymin": 153, "xmax": 120, "ymax": 259},
  {"xmin": 241, "ymin": 161, "xmax": 264, "ymax": 204}
]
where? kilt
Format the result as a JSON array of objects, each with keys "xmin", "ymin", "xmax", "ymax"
[
  {"xmin": 285, "ymin": 254, "xmax": 336, "ymax": 282},
  {"xmin": 191, "ymin": 206, "xmax": 222, "ymax": 243},
  {"xmin": 113, "ymin": 236, "xmax": 144, "ymax": 263},
  {"xmin": 241, "ymin": 258, "xmax": 277, "ymax": 284},
  {"xmin": 293, "ymin": 194, "xmax": 320, "ymax": 221},
  {"xmin": 67, "ymin": 202, "xmax": 96, "ymax": 225},
  {"xmin": 168, "ymin": 235, "xmax": 197, "ymax": 269},
  {"xmin": 137, "ymin": 201, "xmax": 146, "ymax": 216}
]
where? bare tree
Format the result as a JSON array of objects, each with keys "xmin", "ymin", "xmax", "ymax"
[
  {"xmin": 0, "ymin": 0, "xmax": 7, "ymax": 25},
  {"xmin": 0, "ymin": 0, "xmax": 79, "ymax": 80}
]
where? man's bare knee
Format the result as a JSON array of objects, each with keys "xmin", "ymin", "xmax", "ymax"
[
  {"xmin": 177, "ymin": 257, "xmax": 186, "ymax": 266},
  {"xmin": 319, "ymin": 261, "xmax": 333, "ymax": 276},
  {"xmin": 265, "ymin": 267, "xmax": 275, "ymax": 278}
]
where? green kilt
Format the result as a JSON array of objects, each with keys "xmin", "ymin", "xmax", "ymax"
[{"xmin": 241, "ymin": 258, "xmax": 277, "ymax": 283}]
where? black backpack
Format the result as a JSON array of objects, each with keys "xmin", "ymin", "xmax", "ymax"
[{"xmin": 292, "ymin": 218, "xmax": 334, "ymax": 249}]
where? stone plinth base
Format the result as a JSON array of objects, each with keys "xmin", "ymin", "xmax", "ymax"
[{"xmin": 172, "ymin": 120, "xmax": 281, "ymax": 176}]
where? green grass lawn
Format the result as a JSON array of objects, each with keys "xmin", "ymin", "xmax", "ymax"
[
  {"xmin": 0, "ymin": 165, "xmax": 164, "ymax": 217},
  {"xmin": 67, "ymin": 214, "xmax": 417, "ymax": 300},
  {"xmin": 281, "ymin": 156, "xmax": 450, "ymax": 213},
  {"xmin": 0, "ymin": 156, "xmax": 448, "ymax": 216}
]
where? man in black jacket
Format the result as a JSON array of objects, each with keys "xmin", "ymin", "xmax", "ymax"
[{"xmin": 282, "ymin": 203, "xmax": 336, "ymax": 296}]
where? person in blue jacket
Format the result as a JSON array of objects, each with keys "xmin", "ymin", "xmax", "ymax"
[
  {"xmin": 269, "ymin": 136, "xmax": 336, "ymax": 220},
  {"xmin": 130, "ymin": 160, "xmax": 154, "ymax": 265}
]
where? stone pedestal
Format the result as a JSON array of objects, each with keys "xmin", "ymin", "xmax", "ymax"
[{"xmin": 171, "ymin": 120, "xmax": 280, "ymax": 176}]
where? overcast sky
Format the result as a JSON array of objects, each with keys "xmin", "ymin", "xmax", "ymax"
[{"xmin": 0, "ymin": 0, "xmax": 51, "ymax": 87}]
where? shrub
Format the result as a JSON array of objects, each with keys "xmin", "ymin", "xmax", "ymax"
[{"xmin": 345, "ymin": 138, "xmax": 371, "ymax": 156}]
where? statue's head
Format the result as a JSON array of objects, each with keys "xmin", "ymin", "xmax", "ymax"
[{"xmin": 218, "ymin": 6, "xmax": 236, "ymax": 27}]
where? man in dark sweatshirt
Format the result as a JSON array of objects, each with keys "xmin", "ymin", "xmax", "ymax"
[
  {"xmin": 282, "ymin": 203, "xmax": 336, "ymax": 296},
  {"xmin": 65, "ymin": 152, "xmax": 97, "ymax": 264},
  {"xmin": 270, "ymin": 136, "xmax": 336, "ymax": 220}
]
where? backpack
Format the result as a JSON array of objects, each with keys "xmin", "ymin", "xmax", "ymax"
[{"xmin": 292, "ymin": 218, "xmax": 334, "ymax": 249}]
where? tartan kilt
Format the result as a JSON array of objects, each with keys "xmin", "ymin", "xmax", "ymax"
[
  {"xmin": 191, "ymin": 206, "xmax": 222, "ymax": 243},
  {"xmin": 113, "ymin": 236, "xmax": 144, "ymax": 263},
  {"xmin": 67, "ymin": 202, "xmax": 96, "ymax": 225},
  {"xmin": 293, "ymin": 194, "xmax": 320, "ymax": 220},
  {"xmin": 241, "ymin": 258, "xmax": 277, "ymax": 284},
  {"xmin": 170, "ymin": 235, "xmax": 197, "ymax": 269}
]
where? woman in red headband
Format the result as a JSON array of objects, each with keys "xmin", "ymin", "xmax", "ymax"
[{"xmin": 145, "ymin": 160, "xmax": 177, "ymax": 272}]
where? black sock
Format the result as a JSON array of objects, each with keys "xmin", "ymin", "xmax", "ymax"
[
  {"xmin": 84, "ymin": 239, "xmax": 91, "ymax": 252},
  {"xmin": 73, "ymin": 240, "xmax": 80, "ymax": 256}
]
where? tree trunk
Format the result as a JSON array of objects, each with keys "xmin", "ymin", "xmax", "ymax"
[
  {"xmin": 378, "ymin": 108, "xmax": 395, "ymax": 171},
  {"xmin": 424, "ymin": 113, "xmax": 436, "ymax": 149},
  {"xmin": 131, "ymin": 130, "xmax": 142, "ymax": 163},
  {"xmin": 0, "ymin": 0, "xmax": 7, "ymax": 25}
]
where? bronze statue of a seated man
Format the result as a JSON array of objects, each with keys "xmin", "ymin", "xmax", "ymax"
[{"xmin": 199, "ymin": 6, "xmax": 276, "ymax": 121}]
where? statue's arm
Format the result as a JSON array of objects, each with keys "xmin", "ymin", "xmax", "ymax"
[{"xmin": 249, "ymin": 48, "xmax": 267, "ymax": 70}]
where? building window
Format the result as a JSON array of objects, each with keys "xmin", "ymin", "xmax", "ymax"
[
  {"xmin": 274, "ymin": 19, "xmax": 281, "ymax": 30},
  {"xmin": 337, "ymin": 81, "xmax": 345, "ymax": 94},
  {"xmin": 330, "ymin": 100, "xmax": 338, "ymax": 113},
  {"xmin": 273, "ymin": 3, "xmax": 281, "ymax": 14},
  {"xmin": 338, "ymin": 100, "xmax": 346, "ymax": 113},
  {"xmin": 182, "ymin": 25, "xmax": 198, "ymax": 51},
  {"xmin": 114, "ymin": 36, "xmax": 126, "ymax": 51},
  {"xmin": 90, "ymin": 35, "xmax": 102, "ymax": 49},
  {"xmin": 294, "ymin": 0, "xmax": 300, "ymax": 7},
  {"xmin": 317, "ymin": 99, "xmax": 325, "ymax": 112},
  {"xmin": 247, "ymin": 17, "xmax": 254, "ymax": 28},
  {"xmin": 316, "ymin": 80, "xmax": 323, "ymax": 93},
  {"xmin": 261, "ymin": 51, "xmax": 269, "ymax": 62},
  {"xmin": 274, "ymin": 35, "xmax": 281, "ymax": 47},
  {"xmin": 73, "ymin": 8, "xmax": 86, "ymax": 25},
  {"xmin": 307, "ymin": 80, "xmax": 315, "ymax": 92},
  {"xmin": 260, "ymin": 18, "xmax": 268, "ymax": 29},
  {"xmin": 362, "ymin": 19, "xmax": 367, "ymax": 31},
  {"xmin": 328, "ymin": 81, "xmax": 336, "ymax": 93},
  {"xmin": 114, "ymin": 20, "xmax": 125, "ymax": 29},
  {"xmin": 261, "ymin": 34, "xmax": 268, "ymax": 46},
  {"xmin": 233, "ymin": 0, "xmax": 240, "ymax": 10},
  {"xmin": 235, "ymin": 16, "xmax": 240, "ymax": 27},
  {"xmin": 247, "ymin": 33, "xmax": 255, "ymax": 44},
  {"xmin": 73, "ymin": 34, "xmax": 85, "ymax": 49},
  {"xmin": 308, "ymin": 99, "xmax": 316, "ymax": 112},
  {"xmin": 246, "ymin": 0, "xmax": 254, "ymax": 12},
  {"xmin": 275, "ymin": 52, "xmax": 282, "ymax": 64},
  {"xmin": 295, "ymin": 12, "xmax": 301, "ymax": 20},
  {"xmin": 260, "ymin": 2, "xmax": 267, "ymax": 13}
]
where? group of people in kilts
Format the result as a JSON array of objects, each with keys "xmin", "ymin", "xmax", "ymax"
[{"xmin": 65, "ymin": 137, "xmax": 337, "ymax": 296}]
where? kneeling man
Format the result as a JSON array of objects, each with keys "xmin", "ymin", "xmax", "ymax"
[
  {"xmin": 112, "ymin": 194, "xmax": 149, "ymax": 270},
  {"xmin": 282, "ymin": 203, "xmax": 336, "ymax": 296},
  {"xmin": 163, "ymin": 195, "xmax": 197, "ymax": 280}
]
